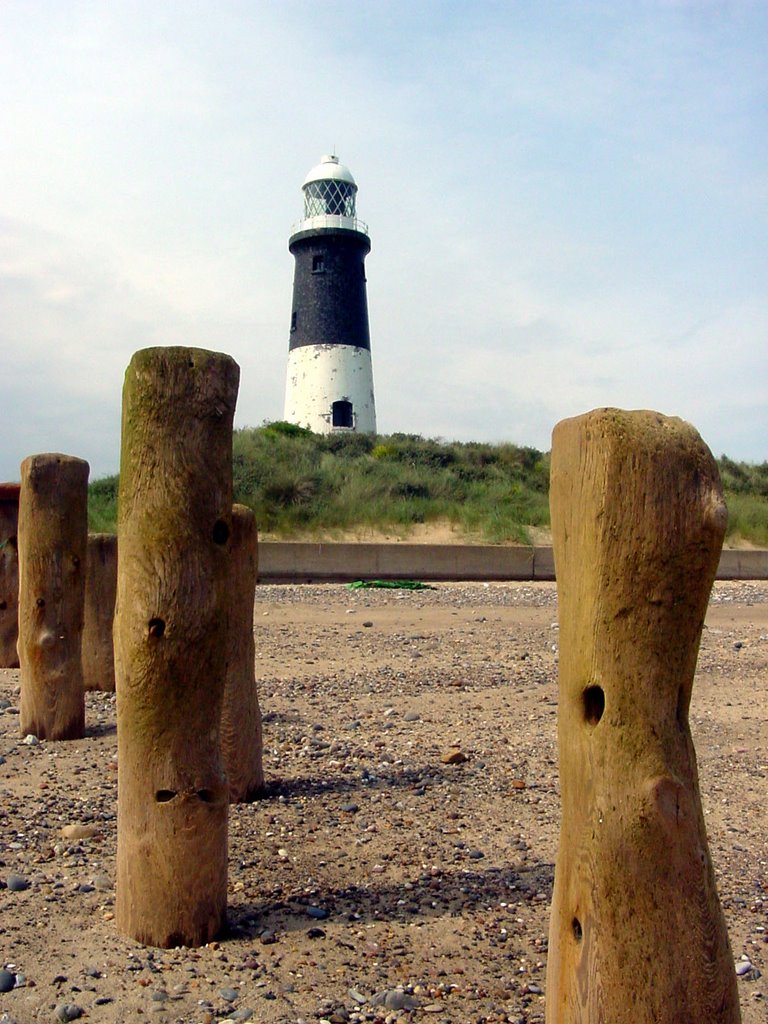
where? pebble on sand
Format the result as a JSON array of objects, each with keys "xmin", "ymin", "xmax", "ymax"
[
  {"xmin": 371, "ymin": 989, "xmax": 421, "ymax": 1011},
  {"xmin": 55, "ymin": 1006, "xmax": 83, "ymax": 1023},
  {"xmin": 306, "ymin": 906, "xmax": 329, "ymax": 920},
  {"xmin": 441, "ymin": 747, "xmax": 468, "ymax": 764},
  {"xmin": 60, "ymin": 824, "xmax": 98, "ymax": 841}
]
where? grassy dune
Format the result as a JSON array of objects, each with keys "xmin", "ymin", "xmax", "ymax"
[{"xmin": 88, "ymin": 422, "xmax": 768, "ymax": 546}]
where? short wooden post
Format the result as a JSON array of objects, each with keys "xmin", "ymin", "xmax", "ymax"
[
  {"xmin": 546, "ymin": 409, "xmax": 740, "ymax": 1024},
  {"xmin": 221, "ymin": 504, "xmax": 264, "ymax": 802},
  {"xmin": 0, "ymin": 483, "xmax": 20, "ymax": 668},
  {"xmin": 82, "ymin": 533, "xmax": 117, "ymax": 692},
  {"xmin": 18, "ymin": 455, "xmax": 89, "ymax": 740},
  {"xmin": 115, "ymin": 346, "xmax": 239, "ymax": 948}
]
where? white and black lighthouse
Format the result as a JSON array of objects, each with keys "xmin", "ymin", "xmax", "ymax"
[{"xmin": 283, "ymin": 154, "xmax": 376, "ymax": 433}]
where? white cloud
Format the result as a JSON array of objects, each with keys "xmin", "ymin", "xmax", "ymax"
[{"xmin": 0, "ymin": 0, "xmax": 766, "ymax": 482}]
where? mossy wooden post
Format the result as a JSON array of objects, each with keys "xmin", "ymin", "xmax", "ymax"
[
  {"xmin": 0, "ymin": 483, "xmax": 21, "ymax": 668},
  {"xmin": 221, "ymin": 504, "xmax": 264, "ymax": 802},
  {"xmin": 82, "ymin": 533, "xmax": 117, "ymax": 692},
  {"xmin": 115, "ymin": 347, "xmax": 240, "ymax": 948},
  {"xmin": 18, "ymin": 455, "xmax": 89, "ymax": 740},
  {"xmin": 546, "ymin": 409, "xmax": 740, "ymax": 1024}
]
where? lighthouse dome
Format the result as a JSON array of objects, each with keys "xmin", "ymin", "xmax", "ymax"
[
  {"xmin": 303, "ymin": 154, "xmax": 357, "ymax": 189},
  {"xmin": 299, "ymin": 153, "xmax": 363, "ymax": 225}
]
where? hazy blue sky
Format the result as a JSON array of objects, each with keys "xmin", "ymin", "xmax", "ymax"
[{"xmin": 1, "ymin": 0, "xmax": 766, "ymax": 480}]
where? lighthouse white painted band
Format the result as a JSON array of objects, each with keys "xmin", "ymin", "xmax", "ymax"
[
  {"xmin": 289, "ymin": 213, "xmax": 369, "ymax": 237},
  {"xmin": 284, "ymin": 344, "xmax": 376, "ymax": 434}
]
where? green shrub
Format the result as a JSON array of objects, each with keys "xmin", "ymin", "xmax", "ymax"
[
  {"xmin": 723, "ymin": 492, "xmax": 768, "ymax": 547},
  {"xmin": 88, "ymin": 475, "xmax": 118, "ymax": 533},
  {"xmin": 259, "ymin": 420, "xmax": 313, "ymax": 439},
  {"xmin": 85, "ymin": 431, "xmax": 768, "ymax": 547},
  {"xmin": 371, "ymin": 444, "xmax": 395, "ymax": 460}
]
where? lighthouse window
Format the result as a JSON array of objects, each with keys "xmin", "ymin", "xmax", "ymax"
[
  {"xmin": 290, "ymin": 311, "xmax": 297, "ymax": 332},
  {"xmin": 304, "ymin": 179, "xmax": 356, "ymax": 218},
  {"xmin": 332, "ymin": 400, "xmax": 354, "ymax": 428},
  {"xmin": 312, "ymin": 254, "xmax": 325, "ymax": 273}
]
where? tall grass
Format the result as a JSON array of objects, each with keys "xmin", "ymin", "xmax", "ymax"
[
  {"xmin": 230, "ymin": 426, "xmax": 551, "ymax": 544},
  {"xmin": 88, "ymin": 475, "xmax": 119, "ymax": 533},
  {"xmin": 86, "ymin": 427, "xmax": 768, "ymax": 547},
  {"xmin": 716, "ymin": 456, "xmax": 768, "ymax": 546},
  {"xmin": 722, "ymin": 493, "xmax": 768, "ymax": 547}
]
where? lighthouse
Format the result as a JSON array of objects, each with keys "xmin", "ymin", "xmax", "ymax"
[{"xmin": 283, "ymin": 154, "xmax": 376, "ymax": 434}]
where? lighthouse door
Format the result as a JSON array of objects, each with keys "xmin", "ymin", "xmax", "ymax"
[{"xmin": 332, "ymin": 400, "xmax": 354, "ymax": 428}]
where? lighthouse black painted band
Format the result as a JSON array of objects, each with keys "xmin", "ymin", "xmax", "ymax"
[
  {"xmin": 288, "ymin": 225, "xmax": 371, "ymax": 251},
  {"xmin": 288, "ymin": 230, "xmax": 371, "ymax": 352}
]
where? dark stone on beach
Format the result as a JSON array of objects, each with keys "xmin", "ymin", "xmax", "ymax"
[
  {"xmin": 55, "ymin": 1006, "xmax": 83, "ymax": 1023},
  {"xmin": 371, "ymin": 989, "xmax": 421, "ymax": 1010}
]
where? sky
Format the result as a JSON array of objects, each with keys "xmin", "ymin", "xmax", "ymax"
[{"xmin": 1, "ymin": 0, "xmax": 766, "ymax": 481}]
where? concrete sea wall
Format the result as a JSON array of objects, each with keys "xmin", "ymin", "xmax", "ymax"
[{"xmin": 257, "ymin": 543, "xmax": 768, "ymax": 583}]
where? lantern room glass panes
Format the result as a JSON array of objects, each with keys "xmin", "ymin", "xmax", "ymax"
[{"xmin": 304, "ymin": 179, "xmax": 356, "ymax": 219}]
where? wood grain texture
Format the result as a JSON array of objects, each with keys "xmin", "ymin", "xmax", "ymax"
[
  {"xmin": 221, "ymin": 504, "xmax": 264, "ymax": 802},
  {"xmin": 114, "ymin": 347, "xmax": 239, "ymax": 948},
  {"xmin": 18, "ymin": 455, "xmax": 88, "ymax": 740},
  {"xmin": 546, "ymin": 408, "xmax": 740, "ymax": 1024},
  {"xmin": 0, "ymin": 483, "xmax": 20, "ymax": 668},
  {"xmin": 82, "ymin": 533, "xmax": 117, "ymax": 692}
]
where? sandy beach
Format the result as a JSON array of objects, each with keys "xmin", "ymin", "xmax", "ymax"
[{"xmin": 1, "ymin": 580, "xmax": 766, "ymax": 1023}]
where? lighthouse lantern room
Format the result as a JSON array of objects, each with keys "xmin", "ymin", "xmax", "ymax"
[{"xmin": 283, "ymin": 154, "xmax": 376, "ymax": 434}]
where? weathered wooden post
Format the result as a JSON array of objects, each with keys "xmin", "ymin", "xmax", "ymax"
[
  {"xmin": 546, "ymin": 409, "xmax": 740, "ymax": 1024},
  {"xmin": 114, "ymin": 346, "xmax": 239, "ymax": 948},
  {"xmin": 18, "ymin": 455, "xmax": 89, "ymax": 740},
  {"xmin": 0, "ymin": 483, "xmax": 20, "ymax": 668},
  {"xmin": 221, "ymin": 504, "xmax": 264, "ymax": 802},
  {"xmin": 82, "ymin": 533, "xmax": 117, "ymax": 692}
]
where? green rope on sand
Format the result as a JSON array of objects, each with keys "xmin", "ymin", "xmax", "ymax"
[{"xmin": 347, "ymin": 579, "xmax": 436, "ymax": 590}]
